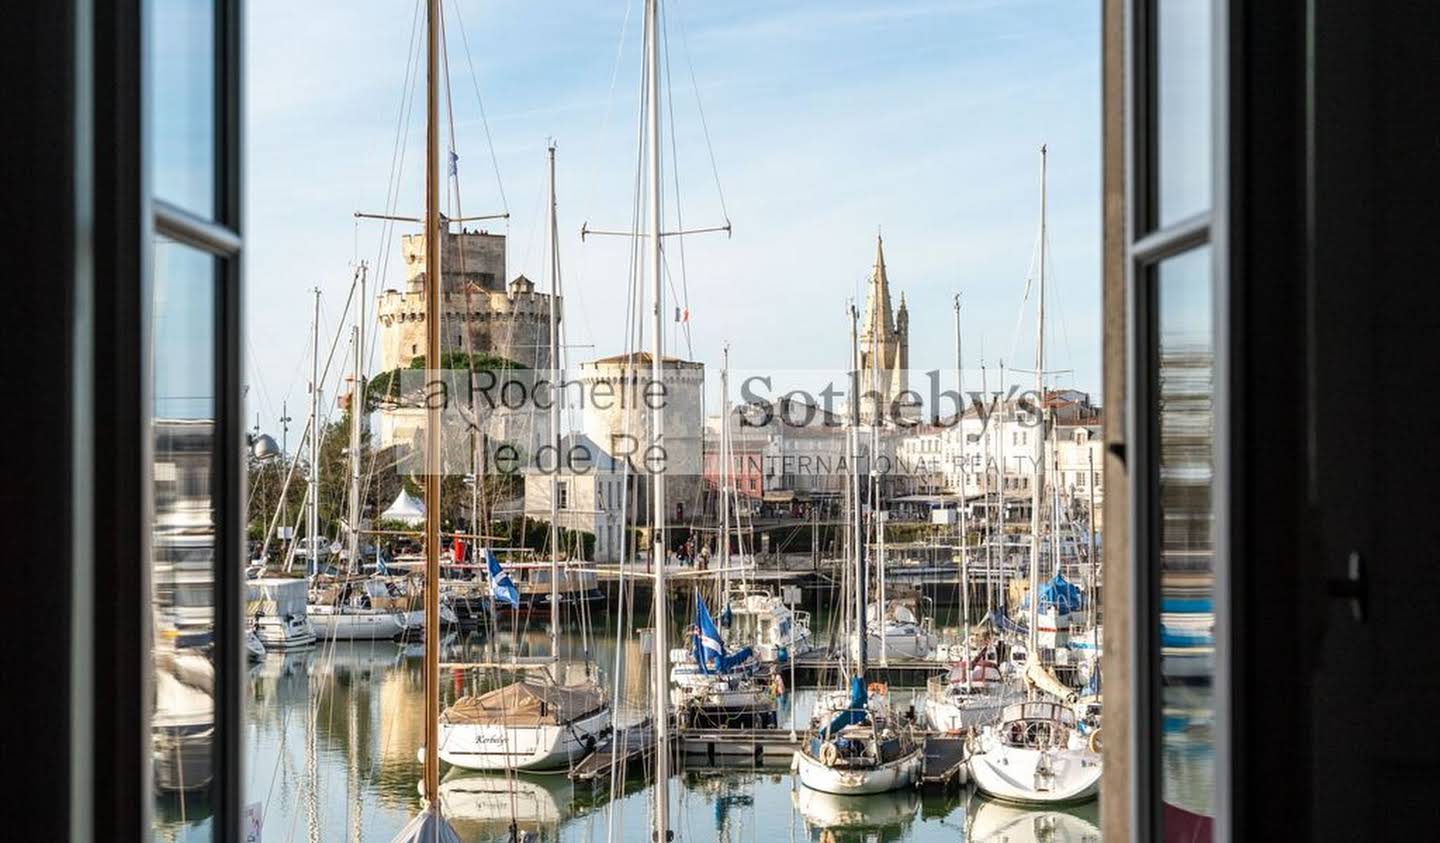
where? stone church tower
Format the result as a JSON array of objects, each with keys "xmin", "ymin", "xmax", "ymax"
[{"xmin": 858, "ymin": 235, "xmax": 909, "ymax": 423}]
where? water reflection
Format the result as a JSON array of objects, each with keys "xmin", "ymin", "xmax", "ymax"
[
  {"xmin": 793, "ymin": 787, "xmax": 920, "ymax": 842},
  {"xmin": 1155, "ymin": 246, "xmax": 1216, "ymax": 838},
  {"xmin": 146, "ymin": 597, "xmax": 1222, "ymax": 840},
  {"xmin": 967, "ymin": 797, "xmax": 1100, "ymax": 842}
]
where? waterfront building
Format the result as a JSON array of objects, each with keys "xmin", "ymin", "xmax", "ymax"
[{"xmin": 576, "ymin": 351, "xmax": 705, "ymax": 537}]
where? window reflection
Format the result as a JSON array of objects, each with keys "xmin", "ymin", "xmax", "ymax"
[
  {"xmin": 1156, "ymin": 0, "xmax": 1212, "ymax": 226},
  {"xmin": 152, "ymin": 239, "xmax": 217, "ymax": 838},
  {"xmin": 1155, "ymin": 246, "xmax": 1215, "ymax": 839},
  {"xmin": 150, "ymin": 0, "xmax": 216, "ymax": 217}
]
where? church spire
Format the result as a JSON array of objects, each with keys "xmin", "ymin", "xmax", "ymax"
[{"xmin": 861, "ymin": 233, "xmax": 894, "ymax": 347}]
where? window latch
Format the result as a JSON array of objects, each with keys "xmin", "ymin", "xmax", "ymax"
[{"xmin": 1327, "ymin": 551, "xmax": 1367, "ymax": 623}]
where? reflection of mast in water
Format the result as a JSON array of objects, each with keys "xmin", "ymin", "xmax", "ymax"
[
  {"xmin": 306, "ymin": 688, "xmax": 320, "ymax": 843},
  {"xmin": 348, "ymin": 691, "xmax": 363, "ymax": 842}
]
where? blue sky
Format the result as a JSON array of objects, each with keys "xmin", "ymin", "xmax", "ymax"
[{"xmin": 243, "ymin": 0, "xmax": 1100, "ymax": 432}]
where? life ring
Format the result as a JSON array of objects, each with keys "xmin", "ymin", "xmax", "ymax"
[
  {"xmin": 1088, "ymin": 729, "xmax": 1103, "ymax": 753},
  {"xmin": 819, "ymin": 741, "xmax": 839, "ymax": 766}
]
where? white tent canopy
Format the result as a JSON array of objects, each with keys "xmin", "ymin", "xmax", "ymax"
[{"xmin": 381, "ymin": 489, "xmax": 425, "ymax": 526}]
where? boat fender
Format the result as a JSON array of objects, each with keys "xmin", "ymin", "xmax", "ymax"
[
  {"xmin": 1088, "ymin": 729, "xmax": 1102, "ymax": 753},
  {"xmin": 819, "ymin": 741, "xmax": 839, "ymax": 766},
  {"xmin": 790, "ymin": 751, "xmax": 801, "ymax": 773}
]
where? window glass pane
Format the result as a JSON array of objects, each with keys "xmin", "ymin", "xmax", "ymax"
[
  {"xmin": 150, "ymin": 0, "xmax": 216, "ymax": 216},
  {"xmin": 151, "ymin": 239, "xmax": 217, "ymax": 841},
  {"xmin": 1156, "ymin": 0, "xmax": 1212, "ymax": 226},
  {"xmin": 1155, "ymin": 246, "xmax": 1215, "ymax": 838}
]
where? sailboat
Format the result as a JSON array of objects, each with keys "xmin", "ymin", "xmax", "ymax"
[
  {"xmin": 968, "ymin": 145, "xmax": 1101, "ymax": 806},
  {"xmin": 435, "ymin": 143, "xmax": 612, "ymax": 772},
  {"xmin": 793, "ymin": 302, "xmax": 923, "ymax": 796},
  {"xmin": 924, "ymin": 311, "xmax": 1023, "ymax": 728},
  {"xmin": 303, "ymin": 287, "xmax": 425, "ymax": 642},
  {"xmin": 710, "ymin": 347, "xmax": 817, "ymax": 667},
  {"xmin": 670, "ymin": 593, "xmax": 777, "ymax": 728}
]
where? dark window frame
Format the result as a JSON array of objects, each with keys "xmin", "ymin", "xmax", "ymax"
[
  {"xmin": 146, "ymin": 0, "xmax": 245, "ymax": 840},
  {"xmin": 1124, "ymin": 0, "xmax": 1231, "ymax": 841}
]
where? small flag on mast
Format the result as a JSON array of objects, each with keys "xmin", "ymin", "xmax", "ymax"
[
  {"xmin": 447, "ymin": 150, "xmax": 459, "ymax": 176},
  {"xmin": 674, "ymin": 306, "xmax": 690, "ymax": 323}
]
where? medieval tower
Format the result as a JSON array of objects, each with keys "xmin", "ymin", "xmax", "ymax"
[
  {"xmin": 374, "ymin": 227, "xmax": 557, "ymax": 449},
  {"xmin": 858, "ymin": 235, "xmax": 909, "ymax": 423}
]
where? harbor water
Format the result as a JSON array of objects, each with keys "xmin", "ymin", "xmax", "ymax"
[{"xmin": 152, "ymin": 602, "xmax": 1208, "ymax": 842}]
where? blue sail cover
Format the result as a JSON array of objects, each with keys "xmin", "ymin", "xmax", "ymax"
[
  {"xmin": 1021, "ymin": 573, "xmax": 1086, "ymax": 614},
  {"xmin": 821, "ymin": 676, "xmax": 870, "ymax": 737}
]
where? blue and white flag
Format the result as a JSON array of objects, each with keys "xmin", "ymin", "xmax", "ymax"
[
  {"xmin": 447, "ymin": 150, "xmax": 459, "ymax": 176},
  {"xmin": 693, "ymin": 593, "xmax": 726, "ymax": 674},
  {"xmin": 484, "ymin": 548, "xmax": 520, "ymax": 608}
]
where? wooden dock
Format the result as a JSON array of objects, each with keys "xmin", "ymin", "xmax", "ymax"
[
  {"xmin": 679, "ymin": 727, "xmax": 805, "ymax": 767},
  {"xmin": 789, "ymin": 652, "xmax": 949, "ymax": 687},
  {"xmin": 569, "ymin": 718, "xmax": 670, "ymax": 789},
  {"xmin": 919, "ymin": 735, "xmax": 970, "ymax": 791}
]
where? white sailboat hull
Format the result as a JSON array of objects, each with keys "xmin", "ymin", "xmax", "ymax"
[
  {"xmin": 794, "ymin": 746, "xmax": 922, "ymax": 795},
  {"xmin": 867, "ymin": 629, "xmax": 937, "ymax": 660},
  {"xmin": 309, "ymin": 605, "xmax": 419, "ymax": 641},
  {"xmin": 968, "ymin": 743, "xmax": 1101, "ymax": 805},
  {"xmin": 437, "ymin": 707, "xmax": 610, "ymax": 772},
  {"xmin": 252, "ymin": 615, "xmax": 316, "ymax": 650}
]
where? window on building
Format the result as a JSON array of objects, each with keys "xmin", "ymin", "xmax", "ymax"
[{"xmin": 557, "ymin": 481, "xmax": 569, "ymax": 510}]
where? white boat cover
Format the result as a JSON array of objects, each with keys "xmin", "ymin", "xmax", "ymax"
[
  {"xmin": 389, "ymin": 807, "xmax": 460, "ymax": 843},
  {"xmin": 441, "ymin": 679, "xmax": 605, "ymax": 727},
  {"xmin": 382, "ymin": 489, "xmax": 426, "ymax": 526},
  {"xmin": 246, "ymin": 577, "xmax": 309, "ymax": 616}
]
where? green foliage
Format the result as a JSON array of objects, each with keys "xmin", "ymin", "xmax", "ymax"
[{"xmin": 491, "ymin": 517, "xmax": 595, "ymax": 560}]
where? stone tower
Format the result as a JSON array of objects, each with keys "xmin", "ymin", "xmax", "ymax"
[
  {"xmin": 375, "ymin": 227, "xmax": 555, "ymax": 373},
  {"xmin": 373, "ymin": 227, "xmax": 558, "ymax": 450},
  {"xmin": 858, "ymin": 235, "xmax": 909, "ymax": 423}
]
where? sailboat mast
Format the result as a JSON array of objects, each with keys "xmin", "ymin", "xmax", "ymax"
[
  {"xmin": 347, "ymin": 325, "xmax": 362, "ymax": 576},
  {"xmin": 644, "ymin": 1, "xmax": 671, "ymax": 837},
  {"xmin": 848, "ymin": 303, "xmax": 867, "ymax": 675},
  {"xmin": 547, "ymin": 142, "xmax": 562, "ymax": 682},
  {"xmin": 1028, "ymin": 144, "xmax": 1047, "ymax": 664},
  {"xmin": 309, "ymin": 288, "xmax": 321, "ymax": 575},
  {"xmin": 868, "ymin": 245, "xmax": 885, "ymax": 665},
  {"xmin": 1088, "ymin": 448, "xmax": 1098, "ymax": 638},
  {"xmin": 955, "ymin": 294, "xmax": 970, "ymax": 689},
  {"xmin": 421, "ymin": 0, "xmax": 442, "ymax": 809},
  {"xmin": 981, "ymin": 358, "xmax": 992, "ymax": 622},
  {"xmin": 720, "ymin": 344, "xmax": 731, "ymax": 582}
]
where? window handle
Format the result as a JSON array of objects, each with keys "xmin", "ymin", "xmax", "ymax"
[{"xmin": 1327, "ymin": 551, "xmax": 1367, "ymax": 623}]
